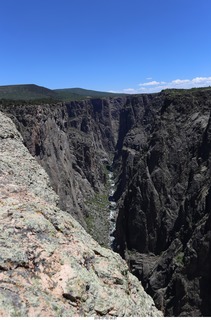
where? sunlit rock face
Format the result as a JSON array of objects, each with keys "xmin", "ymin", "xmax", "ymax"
[
  {"xmin": 1, "ymin": 87, "xmax": 211, "ymax": 316},
  {"xmin": 0, "ymin": 111, "xmax": 162, "ymax": 317}
]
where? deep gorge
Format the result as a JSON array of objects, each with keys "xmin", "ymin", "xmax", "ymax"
[{"xmin": 1, "ymin": 88, "xmax": 211, "ymax": 316}]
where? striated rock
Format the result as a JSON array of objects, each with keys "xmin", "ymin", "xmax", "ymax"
[
  {"xmin": 0, "ymin": 99, "xmax": 123, "ymax": 247},
  {"xmin": 0, "ymin": 111, "xmax": 162, "ymax": 317},
  {"xmin": 113, "ymin": 89, "xmax": 211, "ymax": 316}
]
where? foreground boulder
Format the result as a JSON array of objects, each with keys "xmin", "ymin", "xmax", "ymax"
[{"xmin": 0, "ymin": 111, "xmax": 162, "ymax": 317}]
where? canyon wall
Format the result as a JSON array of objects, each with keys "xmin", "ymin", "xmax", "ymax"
[
  {"xmin": 0, "ymin": 110, "xmax": 162, "ymax": 317},
  {"xmin": 113, "ymin": 89, "xmax": 211, "ymax": 316},
  {"xmin": 1, "ymin": 88, "xmax": 211, "ymax": 316},
  {"xmin": 0, "ymin": 98, "xmax": 123, "ymax": 247}
]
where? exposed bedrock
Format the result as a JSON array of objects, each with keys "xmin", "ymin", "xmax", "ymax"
[
  {"xmin": 1, "ymin": 88, "xmax": 211, "ymax": 316},
  {"xmin": 113, "ymin": 90, "xmax": 211, "ymax": 316},
  {"xmin": 0, "ymin": 98, "xmax": 124, "ymax": 246},
  {"xmin": 0, "ymin": 111, "xmax": 162, "ymax": 317}
]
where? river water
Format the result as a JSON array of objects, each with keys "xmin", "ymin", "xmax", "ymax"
[{"xmin": 108, "ymin": 171, "xmax": 117, "ymax": 248}]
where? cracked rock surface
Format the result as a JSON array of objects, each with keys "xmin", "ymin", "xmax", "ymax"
[{"xmin": 0, "ymin": 111, "xmax": 162, "ymax": 317}]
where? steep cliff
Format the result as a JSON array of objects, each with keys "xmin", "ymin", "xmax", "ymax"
[
  {"xmin": 1, "ymin": 87, "xmax": 211, "ymax": 316},
  {"xmin": 0, "ymin": 98, "xmax": 123, "ymax": 247},
  {"xmin": 113, "ymin": 89, "xmax": 211, "ymax": 316},
  {"xmin": 0, "ymin": 111, "xmax": 162, "ymax": 317}
]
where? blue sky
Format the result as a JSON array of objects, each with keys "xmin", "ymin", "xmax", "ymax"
[{"xmin": 1, "ymin": 0, "xmax": 211, "ymax": 93}]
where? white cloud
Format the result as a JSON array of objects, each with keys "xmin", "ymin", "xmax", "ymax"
[
  {"xmin": 192, "ymin": 76, "xmax": 211, "ymax": 84},
  {"xmin": 139, "ymin": 80, "xmax": 161, "ymax": 86},
  {"xmin": 171, "ymin": 79, "xmax": 190, "ymax": 85},
  {"xmin": 122, "ymin": 76, "xmax": 211, "ymax": 94},
  {"xmin": 123, "ymin": 88, "xmax": 137, "ymax": 93},
  {"xmin": 170, "ymin": 76, "xmax": 211, "ymax": 88}
]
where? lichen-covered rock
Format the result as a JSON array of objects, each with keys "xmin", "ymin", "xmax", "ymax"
[{"xmin": 0, "ymin": 111, "xmax": 162, "ymax": 317}]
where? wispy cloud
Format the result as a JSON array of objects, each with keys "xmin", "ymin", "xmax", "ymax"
[
  {"xmin": 140, "ymin": 80, "xmax": 161, "ymax": 86},
  {"xmin": 192, "ymin": 76, "xmax": 211, "ymax": 84},
  {"xmin": 123, "ymin": 88, "xmax": 137, "ymax": 93},
  {"xmin": 171, "ymin": 79, "xmax": 190, "ymax": 85},
  {"xmin": 122, "ymin": 76, "xmax": 211, "ymax": 94}
]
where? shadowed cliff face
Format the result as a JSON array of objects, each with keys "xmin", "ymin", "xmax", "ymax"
[
  {"xmin": 1, "ymin": 88, "xmax": 211, "ymax": 316},
  {"xmin": 113, "ymin": 90, "xmax": 211, "ymax": 316}
]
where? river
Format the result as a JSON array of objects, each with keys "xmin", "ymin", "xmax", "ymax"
[{"xmin": 108, "ymin": 171, "xmax": 117, "ymax": 248}]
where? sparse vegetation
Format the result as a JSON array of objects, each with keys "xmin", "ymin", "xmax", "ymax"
[
  {"xmin": 175, "ymin": 252, "xmax": 184, "ymax": 266},
  {"xmin": 86, "ymin": 193, "xmax": 109, "ymax": 209},
  {"xmin": 84, "ymin": 192, "xmax": 110, "ymax": 247}
]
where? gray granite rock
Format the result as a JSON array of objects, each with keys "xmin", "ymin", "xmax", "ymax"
[{"xmin": 0, "ymin": 111, "xmax": 162, "ymax": 317}]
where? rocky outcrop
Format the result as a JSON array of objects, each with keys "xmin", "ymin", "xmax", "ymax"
[{"xmin": 0, "ymin": 111, "xmax": 162, "ymax": 317}]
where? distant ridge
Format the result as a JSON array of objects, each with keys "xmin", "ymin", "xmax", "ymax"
[
  {"xmin": 0, "ymin": 84, "xmax": 57, "ymax": 101},
  {"xmin": 54, "ymin": 87, "xmax": 122, "ymax": 100},
  {"xmin": 2, "ymin": 84, "xmax": 211, "ymax": 105},
  {"xmin": 0, "ymin": 84, "xmax": 124, "ymax": 103}
]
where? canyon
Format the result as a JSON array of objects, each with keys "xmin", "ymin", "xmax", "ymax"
[
  {"xmin": 1, "ymin": 87, "xmax": 211, "ymax": 316},
  {"xmin": 0, "ymin": 110, "xmax": 161, "ymax": 317}
]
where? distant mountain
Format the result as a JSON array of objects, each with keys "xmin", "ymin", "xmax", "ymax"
[
  {"xmin": 0, "ymin": 84, "xmax": 124, "ymax": 103},
  {"xmin": 0, "ymin": 84, "xmax": 57, "ymax": 101},
  {"xmin": 54, "ymin": 87, "xmax": 123, "ymax": 100}
]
